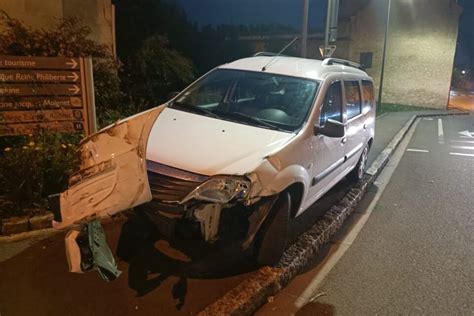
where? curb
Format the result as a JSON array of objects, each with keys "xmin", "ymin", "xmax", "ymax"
[
  {"xmin": 199, "ymin": 111, "xmax": 469, "ymax": 316},
  {"xmin": 0, "ymin": 213, "xmax": 127, "ymax": 243},
  {"xmin": 1, "ymin": 213, "xmax": 54, "ymax": 236},
  {"xmin": 0, "ymin": 228, "xmax": 59, "ymax": 243}
]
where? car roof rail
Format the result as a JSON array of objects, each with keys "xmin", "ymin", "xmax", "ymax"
[
  {"xmin": 253, "ymin": 51, "xmax": 288, "ymax": 57},
  {"xmin": 322, "ymin": 58, "xmax": 365, "ymax": 71}
]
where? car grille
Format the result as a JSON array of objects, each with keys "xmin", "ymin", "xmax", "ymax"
[{"xmin": 146, "ymin": 160, "xmax": 208, "ymax": 203}]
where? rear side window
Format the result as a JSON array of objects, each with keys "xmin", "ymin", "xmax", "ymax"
[
  {"xmin": 361, "ymin": 80, "xmax": 375, "ymax": 114},
  {"xmin": 319, "ymin": 81, "xmax": 343, "ymax": 127},
  {"xmin": 344, "ymin": 81, "xmax": 362, "ymax": 120}
]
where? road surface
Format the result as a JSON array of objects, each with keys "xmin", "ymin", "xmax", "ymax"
[
  {"xmin": 258, "ymin": 114, "xmax": 474, "ymax": 315},
  {"xmin": 0, "ymin": 174, "xmax": 351, "ymax": 315},
  {"xmin": 449, "ymin": 89, "xmax": 474, "ymax": 112}
]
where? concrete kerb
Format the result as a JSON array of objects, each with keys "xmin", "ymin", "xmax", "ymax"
[
  {"xmin": 0, "ymin": 213, "xmax": 127, "ymax": 243},
  {"xmin": 198, "ymin": 111, "xmax": 469, "ymax": 316}
]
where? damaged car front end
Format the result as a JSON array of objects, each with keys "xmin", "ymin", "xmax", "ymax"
[
  {"xmin": 49, "ymin": 109, "xmax": 286, "ymax": 280},
  {"xmin": 50, "ymin": 64, "xmax": 321, "ymax": 281}
]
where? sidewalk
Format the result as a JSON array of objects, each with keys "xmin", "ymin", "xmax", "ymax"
[{"xmin": 257, "ymin": 109, "xmax": 469, "ymax": 315}]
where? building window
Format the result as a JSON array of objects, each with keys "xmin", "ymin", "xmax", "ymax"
[{"xmin": 360, "ymin": 52, "xmax": 373, "ymax": 69}]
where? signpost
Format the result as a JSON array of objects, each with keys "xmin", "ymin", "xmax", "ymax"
[{"xmin": 0, "ymin": 55, "xmax": 96, "ymax": 136}]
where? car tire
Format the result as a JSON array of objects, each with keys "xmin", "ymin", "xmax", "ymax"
[
  {"xmin": 255, "ymin": 191, "xmax": 291, "ymax": 266},
  {"xmin": 349, "ymin": 143, "xmax": 370, "ymax": 182}
]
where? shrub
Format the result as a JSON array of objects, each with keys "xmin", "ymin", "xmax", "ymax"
[
  {"xmin": 0, "ymin": 16, "xmax": 123, "ymax": 214},
  {"xmin": 0, "ymin": 133, "xmax": 79, "ymax": 215}
]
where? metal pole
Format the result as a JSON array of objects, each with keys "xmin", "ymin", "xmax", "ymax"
[
  {"xmin": 324, "ymin": 0, "xmax": 332, "ymax": 51},
  {"xmin": 301, "ymin": 0, "xmax": 309, "ymax": 58},
  {"xmin": 378, "ymin": 0, "xmax": 392, "ymax": 107}
]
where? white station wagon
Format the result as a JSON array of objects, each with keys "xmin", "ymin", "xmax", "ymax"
[{"xmin": 50, "ymin": 55, "xmax": 376, "ymax": 280}]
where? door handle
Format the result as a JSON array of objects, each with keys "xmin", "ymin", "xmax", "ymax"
[
  {"xmin": 341, "ymin": 137, "xmax": 347, "ymax": 144},
  {"xmin": 363, "ymin": 124, "xmax": 367, "ymax": 130}
]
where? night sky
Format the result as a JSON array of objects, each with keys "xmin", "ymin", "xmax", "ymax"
[
  {"xmin": 172, "ymin": 0, "xmax": 472, "ymax": 68},
  {"xmin": 173, "ymin": 0, "xmax": 327, "ymax": 30},
  {"xmin": 456, "ymin": 2, "xmax": 474, "ymax": 68}
]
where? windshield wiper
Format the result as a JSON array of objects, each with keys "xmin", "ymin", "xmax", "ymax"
[
  {"xmin": 222, "ymin": 112, "xmax": 287, "ymax": 132},
  {"xmin": 170, "ymin": 101, "xmax": 220, "ymax": 119}
]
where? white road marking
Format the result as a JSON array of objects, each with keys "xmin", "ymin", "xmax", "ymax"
[
  {"xmin": 459, "ymin": 130, "xmax": 474, "ymax": 138},
  {"xmin": 438, "ymin": 118, "xmax": 444, "ymax": 144},
  {"xmin": 450, "ymin": 152, "xmax": 474, "ymax": 157},
  {"xmin": 423, "ymin": 118, "xmax": 434, "ymax": 121},
  {"xmin": 406, "ymin": 149, "xmax": 429, "ymax": 153},
  {"xmin": 294, "ymin": 119, "xmax": 421, "ymax": 309},
  {"xmin": 451, "ymin": 140, "xmax": 474, "ymax": 144},
  {"xmin": 451, "ymin": 146, "xmax": 474, "ymax": 151}
]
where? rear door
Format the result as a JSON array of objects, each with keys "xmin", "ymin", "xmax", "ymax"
[{"xmin": 344, "ymin": 80, "xmax": 366, "ymax": 168}]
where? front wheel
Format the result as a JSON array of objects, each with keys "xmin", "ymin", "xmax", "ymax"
[
  {"xmin": 255, "ymin": 192, "xmax": 291, "ymax": 266},
  {"xmin": 349, "ymin": 143, "xmax": 370, "ymax": 182}
]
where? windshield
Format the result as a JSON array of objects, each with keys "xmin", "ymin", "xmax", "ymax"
[{"xmin": 169, "ymin": 69, "xmax": 320, "ymax": 132}]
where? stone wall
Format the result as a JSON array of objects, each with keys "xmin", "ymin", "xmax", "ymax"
[{"xmin": 0, "ymin": 0, "xmax": 115, "ymax": 56}]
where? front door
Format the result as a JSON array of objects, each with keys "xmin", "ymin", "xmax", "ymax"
[{"xmin": 306, "ymin": 80, "xmax": 346, "ymax": 208}]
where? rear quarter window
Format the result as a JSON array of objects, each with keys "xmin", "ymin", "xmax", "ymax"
[
  {"xmin": 344, "ymin": 81, "xmax": 362, "ymax": 120},
  {"xmin": 361, "ymin": 80, "xmax": 375, "ymax": 114}
]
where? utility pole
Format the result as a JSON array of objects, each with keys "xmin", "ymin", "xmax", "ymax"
[
  {"xmin": 378, "ymin": 0, "xmax": 392, "ymax": 107},
  {"xmin": 321, "ymin": 0, "xmax": 339, "ymax": 58},
  {"xmin": 301, "ymin": 0, "xmax": 309, "ymax": 58}
]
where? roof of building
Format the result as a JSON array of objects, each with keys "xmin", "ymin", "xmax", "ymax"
[{"xmin": 219, "ymin": 56, "xmax": 368, "ymax": 81}]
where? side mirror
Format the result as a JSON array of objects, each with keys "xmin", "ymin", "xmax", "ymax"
[{"xmin": 314, "ymin": 119, "xmax": 345, "ymax": 138}]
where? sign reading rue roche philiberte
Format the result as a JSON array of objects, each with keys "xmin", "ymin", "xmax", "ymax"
[{"xmin": 0, "ymin": 55, "xmax": 96, "ymax": 136}]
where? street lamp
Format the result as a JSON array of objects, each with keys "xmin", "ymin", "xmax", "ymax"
[
  {"xmin": 301, "ymin": 0, "xmax": 309, "ymax": 58},
  {"xmin": 378, "ymin": 0, "xmax": 392, "ymax": 108}
]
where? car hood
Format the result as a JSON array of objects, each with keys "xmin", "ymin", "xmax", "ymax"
[{"xmin": 146, "ymin": 107, "xmax": 295, "ymax": 176}]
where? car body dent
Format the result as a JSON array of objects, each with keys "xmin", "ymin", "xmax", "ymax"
[{"xmin": 54, "ymin": 106, "xmax": 165, "ymax": 229}]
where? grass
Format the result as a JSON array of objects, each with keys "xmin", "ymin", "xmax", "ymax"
[{"xmin": 376, "ymin": 103, "xmax": 436, "ymax": 117}]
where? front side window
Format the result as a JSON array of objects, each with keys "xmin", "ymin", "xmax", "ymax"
[
  {"xmin": 344, "ymin": 80, "xmax": 362, "ymax": 120},
  {"xmin": 170, "ymin": 69, "xmax": 320, "ymax": 132},
  {"xmin": 319, "ymin": 81, "xmax": 343, "ymax": 127}
]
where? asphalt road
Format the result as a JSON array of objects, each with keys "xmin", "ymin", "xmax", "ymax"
[
  {"xmin": 0, "ymin": 175, "xmax": 350, "ymax": 316},
  {"xmin": 260, "ymin": 114, "xmax": 474, "ymax": 315},
  {"xmin": 449, "ymin": 89, "xmax": 474, "ymax": 112}
]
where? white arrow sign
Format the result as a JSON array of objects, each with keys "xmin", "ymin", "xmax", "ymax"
[
  {"xmin": 66, "ymin": 59, "xmax": 78, "ymax": 69},
  {"xmin": 67, "ymin": 72, "xmax": 79, "ymax": 82},
  {"xmin": 459, "ymin": 130, "xmax": 474, "ymax": 138},
  {"xmin": 68, "ymin": 85, "xmax": 80, "ymax": 95}
]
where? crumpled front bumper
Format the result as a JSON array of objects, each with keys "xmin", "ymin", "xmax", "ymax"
[{"xmin": 50, "ymin": 106, "xmax": 164, "ymax": 230}]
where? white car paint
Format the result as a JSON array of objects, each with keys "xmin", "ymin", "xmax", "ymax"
[
  {"xmin": 146, "ymin": 107, "xmax": 296, "ymax": 176},
  {"xmin": 53, "ymin": 56, "xmax": 375, "ymax": 273}
]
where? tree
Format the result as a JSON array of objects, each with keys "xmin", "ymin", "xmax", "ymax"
[
  {"xmin": 123, "ymin": 35, "xmax": 195, "ymax": 108},
  {"xmin": 0, "ymin": 16, "xmax": 123, "ymax": 121}
]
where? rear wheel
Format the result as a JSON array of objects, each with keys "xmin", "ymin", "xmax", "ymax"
[
  {"xmin": 255, "ymin": 192, "xmax": 291, "ymax": 266},
  {"xmin": 349, "ymin": 143, "xmax": 370, "ymax": 182}
]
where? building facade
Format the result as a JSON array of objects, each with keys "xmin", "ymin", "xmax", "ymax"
[
  {"xmin": 348, "ymin": 0, "xmax": 461, "ymax": 108},
  {"xmin": 241, "ymin": 0, "xmax": 461, "ymax": 109},
  {"xmin": 0, "ymin": 0, "xmax": 116, "ymax": 56}
]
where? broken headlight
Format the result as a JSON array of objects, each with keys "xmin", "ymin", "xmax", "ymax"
[{"xmin": 181, "ymin": 176, "xmax": 250, "ymax": 204}]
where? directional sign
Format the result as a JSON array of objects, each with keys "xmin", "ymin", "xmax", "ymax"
[
  {"xmin": 0, "ymin": 56, "xmax": 96, "ymax": 136},
  {"xmin": 0, "ymin": 70, "xmax": 80, "ymax": 83},
  {"xmin": 0, "ymin": 56, "xmax": 80, "ymax": 70},
  {"xmin": 0, "ymin": 96, "xmax": 83, "ymax": 110},
  {"xmin": 0, "ymin": 121, "xmax": 85, "ymax": 136},
  {"xmin": 0, "ymin": 84, "xmax": 81, "ymax": 96},
  {"xmin": 459, "ymin": 130, "xmax": 474, "ymax": 138},
  {"xmin": 0, "ymin": 109, "xmax": 83, "ymax": 124}
]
